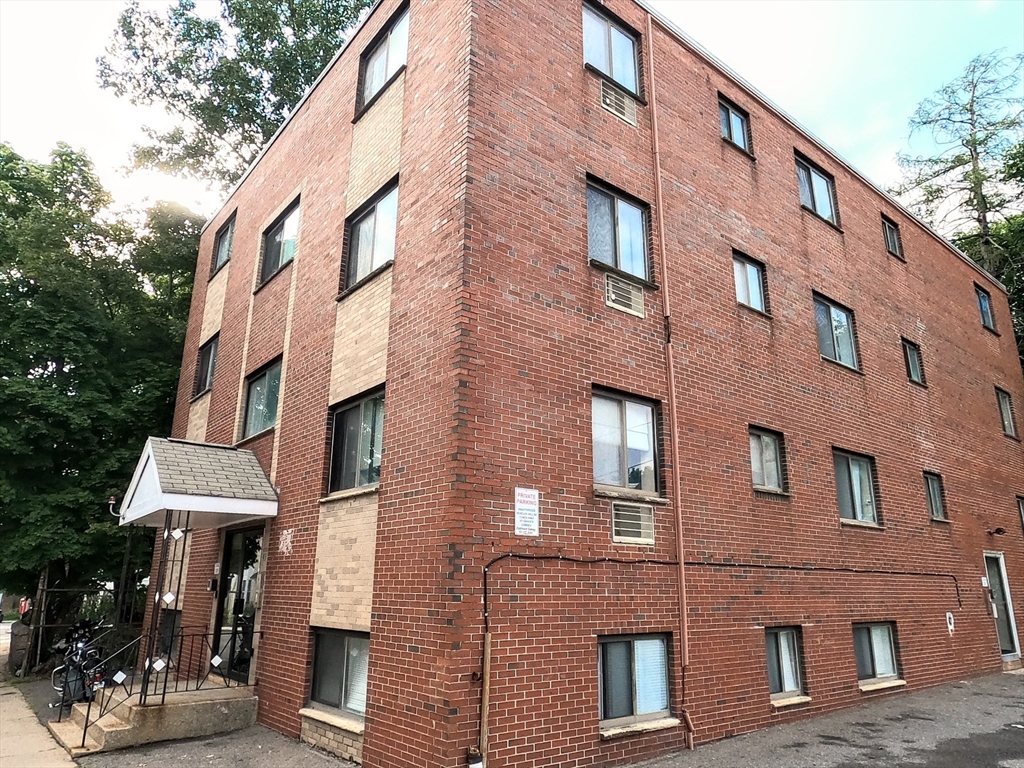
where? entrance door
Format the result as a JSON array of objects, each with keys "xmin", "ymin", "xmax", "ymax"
[
  {"xmin": 214, "ymin": 527, "xmax": 263, "ymax": 682},
  {"xmin": 985, "ymin": 553, "xmax": 1020, "ymax": 658}
]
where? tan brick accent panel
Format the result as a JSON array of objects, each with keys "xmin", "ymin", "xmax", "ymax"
[
  {"xmin": 310, "ymin": 492, "xmax": 378, "ymax": 631},
  {"xmin": 185, "ymin": 392, "xmax": 210, "ymax": 442},
  {"xmin": 200, "ymin": 266, "xmax": 229, "ymax": 343},
  {"xmin": 300, "ymin": 712, "xmax": 363, "ymax": 764},
  {"xmin": 348, "ymin": 73, "xmax": 404, "ymax": 208},
  {"xmin": 329, "ymin": 269, "xmax": 391, "ymax": 405}
]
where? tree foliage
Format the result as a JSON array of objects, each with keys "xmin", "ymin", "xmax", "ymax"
[
  {"xmin": 892, "ymin": 51, "xmax": 1023, "ymax": 272},
  {"xmin": 0, "ymin": 143, "xmax": 203, "ymax": 596},
  {"xmin": 98, "ymin": 0, "xmax": 372, "ymax": 188}
]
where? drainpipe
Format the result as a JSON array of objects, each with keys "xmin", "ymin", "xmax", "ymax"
[{"xmin": 646, "ymin": 12, "xmax": 694, "ymax": 750}]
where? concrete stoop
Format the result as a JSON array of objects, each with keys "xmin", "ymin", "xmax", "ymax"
[{"xmin": 47, "ymin": 686, "xmax": 257, "ymax": 756}]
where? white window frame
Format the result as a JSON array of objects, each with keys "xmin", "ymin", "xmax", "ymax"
[
  {"xmin": 592, "ymin": 392, "xmax": 658, "ymax": 493},
  {"xmin": 310, "ymin": 629, "xmax": 370, "ymax": 717},
  {"xmin": 976, "ymin": 285, "xmax": 996, "ymax": 331},
  {"xmin": 260, "ymin": 202, "xmax": 300, "ymax": 284},
  {"xmin": 924, "ymin": 472, "xmax": 946, "ymax": 520},
  {"xmin": 733, "ymin": 253, "xmax": 767, "ymax": 313},
  {"xmin": 853, "ymin": 623, "xmax": 901, "ymax": 687},
  {"xmin": 814, "ymin": 295, "xmax": 859, "ymax": 369},
  {"xmin": 212, "ymin": 215, "xmax": 235, "ymax": 274},
  {"xmin": 194, "ymin": 335, "xmax": 218, "ymax": 397},
  {"xmin": 765, "ymin": 627, "xmax": 803, "ymax": 700},
  {"xmin": 587, "ymin": 183, "xmax": 649, "ymax": 282},
  {"xmin": 597, "ymin": 634, "xmax": 670, "ymax": 726},
  {"xmin": 996, "ymin": 388, "xmax": 1017, "ymax": 438},
  {"xmin": 360, "ymin": 8, "xmax": 409, "ymax": 109},
  {"xmin": 582, "ymin": 5, "xmax": 639, "ymax": 96},
  {"xmin": 243, "ymin": 359, "xmax": 282, "ymax": 438},
  {"xmin": 882, "ymin": 216, "xmax": 903, "ymax": 259},
  {"xmin": 834, "ymin": 450, "xmax": 878, "ymax": 524},
  {"xmin": 346, "ymin": 185, "xmax": 399, "ymax": 289},
  {"xmin": 796, "ymin": 156, "xmax": 838, "ymax": 224},
  {"xmin": 719, "ymin": 97, "xmax": 751, "ymax": 153},
  {"xmin": 328, "ymin": 391, "xmax": 385, "ymax": 493},
  {"xmin": 749, "ymin": 428, "xmax": 785, "ymax": 493},
  {"xmin": 902, "ymin": 338, "xmax": 924, "ymax": 385}
]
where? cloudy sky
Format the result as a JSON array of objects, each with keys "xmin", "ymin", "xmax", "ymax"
[{"xmin": 1, "ymin": 0, "xmax": 1021, "ymax": 220}]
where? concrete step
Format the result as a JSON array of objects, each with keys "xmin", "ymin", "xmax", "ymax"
[{"xmin": 46, "ymin": 718, "xmax": 102, "ymax": 758}]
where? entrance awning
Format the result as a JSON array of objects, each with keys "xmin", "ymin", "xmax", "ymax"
[{"xmin": 119, "ymin": 437, "xmax": 278, "ymax": 528}]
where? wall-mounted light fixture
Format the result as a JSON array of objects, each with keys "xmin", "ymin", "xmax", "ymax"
[{"xmin": 987, "ymin": 527, "xmax": 1006, "ymax": 536}]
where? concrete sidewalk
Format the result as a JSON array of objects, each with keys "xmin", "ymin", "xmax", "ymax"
[{"xmin": 0, "ymin": 621, "xmax": 77, "ymax": 768}]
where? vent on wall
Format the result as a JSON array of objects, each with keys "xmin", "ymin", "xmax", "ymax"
[
  {"xmin": 605, "ymin": 273, "xmax": 645, "ymax": 317},
  {"xmin": 612, "ymin": 502, "xmax": 655, "ymax": 544},
  {"xmin": 601, "ymin": 80, "xmax": 637, "ymax": 126}
]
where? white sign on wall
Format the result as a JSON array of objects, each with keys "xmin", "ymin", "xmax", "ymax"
[{"xmin": 514, "ymin": 487, "xmax": 540, "ymax": 537}]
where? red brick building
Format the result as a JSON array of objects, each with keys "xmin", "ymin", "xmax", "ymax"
[{"xmin": 128, "ymin": 0, "xmax": 1024, "ymax": 765}]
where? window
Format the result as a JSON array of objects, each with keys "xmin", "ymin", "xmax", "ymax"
[
  {"xmin": 796, "ymin": 156, "xmax": 838, "ymax": 224},
  {"xmin": 924, "ymin": 472, "xmax": 946, "ymax": 520},
  {"xmin": 592, "ymin": 393, "xmax": 657, "ymax": 492},
  {"xmin": 834, "ymin": 450, "xmax": 878, "ymax": 524},
  {"xmin": 311, "ymin": 629, "xmax": 370, "ymax": 716},
  {"xmin": 882, "ymin": 216, "xmax": 903, "ymax": 259},
  {"xmin": 814, "ymin": 295, "xmax": 858, "ymax": 369},
  {"xmin": 587, "ymin": 184, "xmax": 648, "ymax": 281},
  {"xmin": 598, "ymin": 635, "xmax": 669, "ymax": 724},
  {"xmin": 360, "ymin": 8, "xmax": 409, "ymax": 108},
  {"xmin": 996, "ymin": 388, "xmax": 1018, "ymax": 438},
  {"xmin": 733, "ymin": 253, "xmax": 767, "ymax": 313},
  {"xmin": 719, "ymin": 97, "xmax": 750, "ymax": 153},
  {"xmin": 261, "ymin": 203, "xmax": 299, "ymax": 283},
  {"xmin": 582, "ymin": 5, "xmax": 639, "ymax": 95},
  {"xmin": 976, "ymin": 285, "xmax": 996, "ymax": 331},
  {"xmin": 853, "ymin": 623, "xmax": 900, "ymax": 685},
  {"xmin": 243, "ymin": 360, "xmax": 282, "ymax": 438},
  {"xmin": 194, "ymin": 335, "xmax": 218, "ymax": 396},
  {"xmin": 765, "ymin": 628, "xmax": 803, "ymax": 699},
  {"xmin": 329, "ymin": 391, "xmax": 385, "ymax": 493},
  {"xmin": 749, "ymin": 428, "xmax": 785, "ymax": 493},
  {"xmin": 902, "ymin": 338, "xmax": 925, "ymax": 385},
  {"xmin": 346, "ymin": 185, "xmax": 399, "ymax": 288},
  {"xmin": 212, "ymin": 216, "xmax": 235, "ymax": 273}
]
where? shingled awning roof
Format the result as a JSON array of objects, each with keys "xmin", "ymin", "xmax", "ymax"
[{"xmin": 119, "ymin": 437, "xmax": 278, "ymax": 528}]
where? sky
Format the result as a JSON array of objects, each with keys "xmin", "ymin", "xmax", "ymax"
[{"xmin": 1, "ymin": 0, "xmax": 1022, "ymax": 221}]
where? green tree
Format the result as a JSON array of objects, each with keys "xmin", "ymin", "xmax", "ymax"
[
  {"xmin": 892, "ymin": 51, "xmax": 1023, "ymax": 271},
  {"xmin": 0, "ymin": 143, "xmax": 202, "ymax": 598},
  {"xmin": 98, "ymin": 0, "xmax": 372, "ymax": 188}
]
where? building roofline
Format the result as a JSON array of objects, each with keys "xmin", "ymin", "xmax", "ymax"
[
  {"xmin": 199, "ymin": 0, "xmax": 387, "ymax": 236},
  {"xmin": 636, "ymin": 0, "xmax": 1005, "ymax": 293},
  {"xmin": 200, "ymin": 0, "xmax": 1004, "ymax": 294}
]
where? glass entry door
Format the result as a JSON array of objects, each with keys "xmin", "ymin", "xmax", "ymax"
[
  {"xmin": 985, "ymin": 553, "xmax": 1019, "ymax": 657},
  {"xmin": 214, "ymin": 527, "xmax": 263, "ymax": 682}
]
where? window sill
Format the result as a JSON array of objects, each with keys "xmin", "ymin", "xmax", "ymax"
[
  {"xmin": 190, "ymin": 387, "xmax": 212, "ymax": 405},
  {"xmin": 352, "ymin": 65, "xmax": 407, "ymax": 124},
  {"xmin": 722, "ymin": 136, "xmax": 756, "ymax": 162},
  {"xmin": 319, "ymin": 484, "xmax": 380, "ymax": 504},
  {"xmin": 336, "ymin": 260, "xmax": 393, "ymax": 302},
  {"xmin": 800, "ymin": 204, "xmax": 843, "ymax": 233},
  {"xmin": 599, "ymin": 716, "xmax": 679, "ymax": 740},
  {"xmin": 887, "ymin": 250, "xmax": 906, "ymax": 262},
  {"xmin": 235, "ymin": 427, "xmax": 275, "ymax": 447},
  {"xmin": 771, "ymin": 695, "xmax": 811, "ymax": 709},
  {"xmin": 859, "ymin": 678, "xmax": 906, "ymax": 693},
  {"xmin": 820, "ymin": 355, "xmax": 864, "ymax": 376},
  {"xmin": 583, "ymin": 63, "xmax": 646, "ymax": 105},
  {"xmin": 253, "ymin": 259, "xmax": 293, "ymax": 295},
  {"xmin": 594, "ymin": 485, "xmax": 669, "ymax": 505},
  {"xmin": 930, "ymin": 516, "xmax": 951, "ymax": 525},
  {"xmin": 982, "ymin": 325, "xmax": 1000, "ymax": 337},
  {"xmin": 209, "ymin": 259, "xmax": 230, "ymax": 282},
  {"xmin": 908, "ymin": 379, "xmax": 928, "ymax": 390},
  {"xmin": 753, "ymin": 487, "xmax": 789, "ymax": 500},
  {"xmin": 299, "ymin": 707, "xmax": 365, "ymax": 735},
  {"xmin": 1002, "ymin": 432, "xmax": 1021, "ymax": 443},
  {"xmin": 840, "ymin": 518, "xmax": 884, "ymax": 530},
  {"xmin": 588, "ymin": 259, "xmax": 658, "ymax": 291},
  {"xmin": 738, "ymin": 302, "xmax": 771, "ymax": 319}
]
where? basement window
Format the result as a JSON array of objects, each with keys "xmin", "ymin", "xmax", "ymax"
[
  {"xmin": 853, "ymin": 623, "xmax": 902, "ymax": 688},
  {"xmin": 311, "ymin": 629, "xmax": 370, "ymax": 716},
  {"xmin": 598, "ymin": 635, "xmax": 669, "ymax": 726},
  {"xmin": 766, "ymin": 627, "xmax": 804, "ymax": 700}
]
